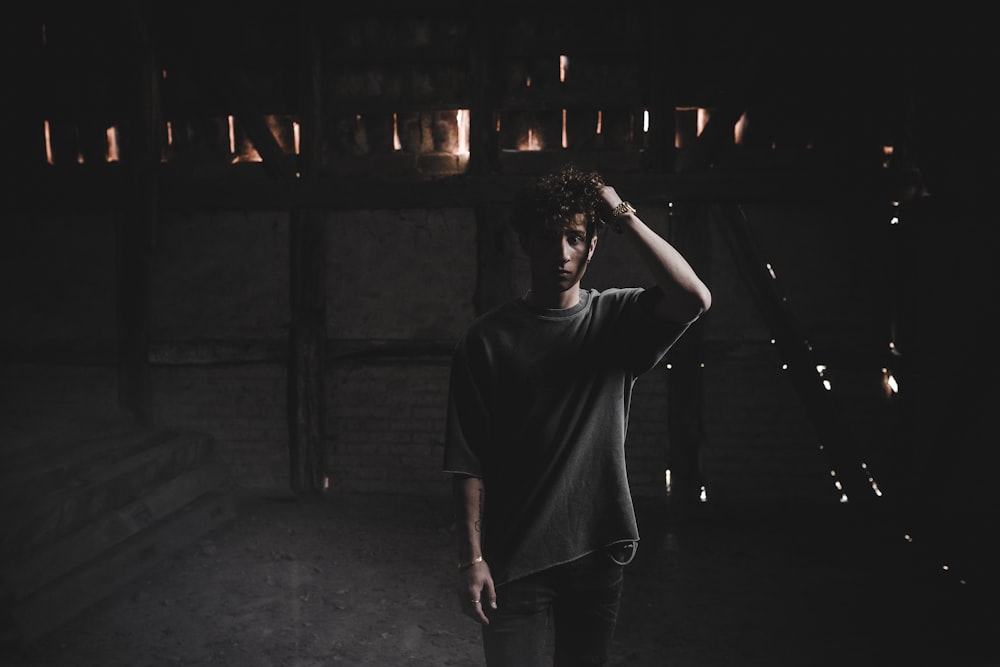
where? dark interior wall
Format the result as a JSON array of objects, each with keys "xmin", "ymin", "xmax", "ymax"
[
  {"xmin": 0, "ymin": 212, "xmax": 120, "ymax": 421},
  {"xmin": 1, "ymin": 196, "xmax": 896, "ymax": 503},
  {"xmin": 1, "ymin": 4, "xmax": 997, "ymax": 511}
]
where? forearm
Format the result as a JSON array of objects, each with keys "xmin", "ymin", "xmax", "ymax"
[
  {"xmin": 452, "ymin": 474, "xmax": 485, "ymax": 566},
  {"xmin": 601, "ymin": 186, "xmax": 712, "ymax": 322},
  {"xmin": 619, "ymin": 210, "xmax": 712, "ymax": 322}
]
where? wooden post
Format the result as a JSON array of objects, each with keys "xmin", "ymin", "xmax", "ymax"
[
  {"xmin": 640, "ymin": 3, "xmax": 678, "ymax": 173},
  {"xmin": 288, "ymin": 210, "xmax": 327, "ymax": 494},
  {"xmin": 116, "ymin": 1, "xmax": 158, "ymax": 427},
  {"xmin": 665, "ymin": 203, "xmax": 711, "ymax": 504},
  {"xmin": 288, "ymin": 11, "xmax": 327, "ymax": 494},
  {"xmin": 467, "ymin": 20, "xmax": 502, "ymax": 176},
  {"xmin": 473, "ymin": 203, "xmax": 516, "ymax": 317}
]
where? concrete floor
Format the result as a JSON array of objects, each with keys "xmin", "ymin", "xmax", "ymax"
[{"xmin": 4, "ymin": 492, "xmax": 998, "ymax": 667}]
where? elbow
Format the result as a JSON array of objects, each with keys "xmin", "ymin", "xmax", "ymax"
[
  {"xmin": 696, "ymin": 284, "xmax": 712, "ymax": 316},
  {"xmin": 682, "ymin": 284, "xmax": 712, "ymax": 322},
  {"xmin": 653, "ymin": 282, "xmax": 712, "ymax": 324},
  {"xmin": 678, "ymin": 285, "xmax": 712, "ymax": 323}
]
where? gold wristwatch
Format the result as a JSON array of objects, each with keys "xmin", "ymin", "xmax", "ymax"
[{"xmin": 610, "ymin": 201, "xmax": 635, "ymax": 233}]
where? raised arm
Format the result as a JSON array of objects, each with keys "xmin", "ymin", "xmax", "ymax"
[
  {"xmin": 600, "ymin": 185, "xmax": 712, "ymax": 323},
  {"xmin": 452, "ymin": 473, "xmax": 496, "ymax": 623}
]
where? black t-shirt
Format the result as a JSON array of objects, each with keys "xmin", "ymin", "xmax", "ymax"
[{"xmin": 444, "ymin": 287, "xmax": 688, "ymax": 585}]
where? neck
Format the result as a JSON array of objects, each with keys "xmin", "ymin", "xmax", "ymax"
[{"xmin": 526, "ymin": 284, "xmax": 581, "ymax": 310}]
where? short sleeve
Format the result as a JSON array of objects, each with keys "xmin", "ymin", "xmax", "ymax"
[{"xmin": 442, "ymin": 339, "xmax": 487, "ymax": 476}]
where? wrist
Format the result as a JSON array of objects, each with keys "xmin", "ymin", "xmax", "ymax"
[{"xmin": 457, "ymin": 555, "xmax": 483, "ymax": 571}]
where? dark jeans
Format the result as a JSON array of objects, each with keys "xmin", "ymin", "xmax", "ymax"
[{"xmin": 481, "ymin": 543, "xmax": 635, "ymax": 667}]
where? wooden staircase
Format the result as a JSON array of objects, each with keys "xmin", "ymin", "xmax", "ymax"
[{"xmin": 0, "ymin": 414, "xmax": 235, "ymax": 646}]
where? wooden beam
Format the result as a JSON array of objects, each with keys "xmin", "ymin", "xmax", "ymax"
[
  {"xmin": 9, "ymin": 162, "xmax": 896, "ymax": 213},
  {"xmin": 714, "ymin": 204, "xmax": 877, "ymax": 504}
]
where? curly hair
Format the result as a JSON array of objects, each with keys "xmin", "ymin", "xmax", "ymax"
[{"xmin": 509, "ymin": 164, "xmax": 608, "ymax": 240}]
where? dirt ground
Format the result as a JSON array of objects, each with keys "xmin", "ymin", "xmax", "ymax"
[{"xmin": 3, "ymin": 491, "xmax": 998, "ymax": 667}]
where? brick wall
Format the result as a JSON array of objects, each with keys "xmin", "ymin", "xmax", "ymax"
[
  {"xmin": 152, "ymin": 364, "xmax": 289, "ymax": 491},
  {"xmin": 326, "ymin": 361, "xmax": 450, "ymax": 495},
  {"xmin": 2, "ymin": 198, "xmax": 907, "ymax": 504}
]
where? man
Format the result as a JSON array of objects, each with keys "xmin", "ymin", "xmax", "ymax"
[{"xmin": 443, "ymin": 164, "xmax": 711, "ymax": 666}]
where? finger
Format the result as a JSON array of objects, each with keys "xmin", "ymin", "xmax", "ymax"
[
  {"xmin": 483, "ymin": 580, "xmax": 498, "ymax": 610},
  {"xmin": 466, "ymin": 597, "xmax": 490, "ymax": 624}
]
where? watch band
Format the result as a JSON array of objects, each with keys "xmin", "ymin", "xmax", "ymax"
[
  {"xmin": 609, "ymin": 200, "xmax": 636, "ymax": 233},
  {"xmin": 612, "ymin": 201, "xmax": 636, "ymax": 218}
]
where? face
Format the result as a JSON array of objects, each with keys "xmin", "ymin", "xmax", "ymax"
[{"xmin": 521, "ymin": 214, "xmax": 597, "ymax": 305}]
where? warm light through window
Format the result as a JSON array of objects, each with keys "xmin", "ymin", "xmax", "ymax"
[
  {"xmin": 105, "ymin": 126, "xmax": 119, "ymax": 162},
  {"xmin": 457, "ymin": 109, "xmax": 470, "ymax": 154},
  {"xmin": 44, "ymin": 120, "xmax": 53, "ymax": 165},
  {"xmin": 734, "ymin": 111, "xmax": 747, "ymax": 144}
]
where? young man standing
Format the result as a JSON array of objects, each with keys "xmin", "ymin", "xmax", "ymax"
[{"xmin": 443, "ymin": 164, "xmax": 711, "ymax": 666}]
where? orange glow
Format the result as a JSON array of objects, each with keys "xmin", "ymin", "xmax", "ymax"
[
  {"xmin": 882, "ymin": 144, "xmax": 894, "ymax": 168},
  {"xmin": 456, "ymin": 109, "xmax": 470, "ymax": 154},
  {"xmin": 393, "ymin": 113, "xmax": 401, "ymax": 151},
  {"xmin": 675, "ymin": 107, "xmax": 718, "ymax": 148},
  {"xmin": 105, "ymin": 126, "xmax": 119, "ymax": 162},
  {"xmin": 518, "ymin": 126, "xmax": 543, "ymax": 151},
  {"xmin": 734, "ymin": 111, "xmax": 747, "ymax": 144},
  {"xmin": 697, "ymin": 108, "xmax": 710, "ymax": 136},
  {"xmin": 43, "ymin": 120, "xmax": 53, "ymax": 164},
  {"xmin": 559, "ymin": 55, "xmax": 568, "ymax": 83},
  {"xmin": 227, "ymin": 115, "xmax": 236, "ymax": 154},
  {"xmin": 561, "ymin": 109, "xmax": 567, "ymax": 148},
  {"xmin": 596, "ymin": 111, "xmax": 603, "ymax": 135}
]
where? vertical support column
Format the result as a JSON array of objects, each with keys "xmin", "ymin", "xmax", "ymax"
[
  {"xmin": 665, "ymin": 202, "xmax": 711, "ymax": 504},
  {"xmin": 467, "ymin": 20, "xmax": 502, "ymax": 176},
  {"xmin": 288, "ymin": 10, "xmax": 327, "ymax": 494},
  {"xmin": 288, "ymin": 210, "xmax": 327, "ymax": 494},
  {"xmin": 115, "ymin": 211, "xmax": 153, "ymax": 426},
  {"xmin": 640, "ymin": 2, "xmax": 678, "ymax": 173},
  {"xmin": 473, "ymin": 203, "xmax": 516, "ymax": 317},
  {"xmin": 116, "ymin": 0, "xmax": 158, "ymax": 426}
]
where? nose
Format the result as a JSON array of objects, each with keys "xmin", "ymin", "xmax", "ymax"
[{"xmin": 558, "ymin": 236, "xmax": 572, "ymax": 264}]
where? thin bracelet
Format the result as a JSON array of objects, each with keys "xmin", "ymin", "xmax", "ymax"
[{"xmin": 457, "ymin": 556, "xmax": 483, "ymax": 571}]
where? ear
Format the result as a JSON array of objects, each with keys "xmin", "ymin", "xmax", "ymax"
[{"xmin": 587, "ymin": 235, "xmax": 598, "ymax": 262}]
